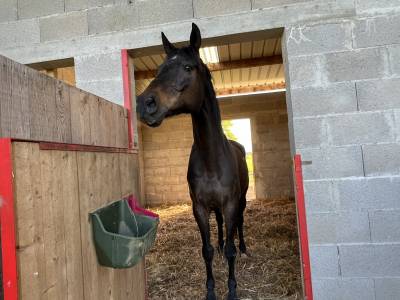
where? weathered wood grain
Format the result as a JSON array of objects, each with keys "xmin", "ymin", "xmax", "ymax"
[
  {"xmin": 0, "ymin": 55, "xmax": 129, "ymax": 148},
  {"xmin": 0, "ymin": 57, "xmax": 12, "ymax": 136},
  {"xmin": 55, "ymin": 81, "xmax": 72, "ymax": 143},
  {"xmin": 11, "ymin": 62, "xmax": 31, "ymax": 139},
  {"xmin": 70, "ymin": 88, "xmax": 91, "ymax": 145},
  {"xmin": 29, "ymin": 73, "xmax": 56, "ymax": 142}
]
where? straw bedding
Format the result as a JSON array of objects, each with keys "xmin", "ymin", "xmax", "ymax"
[{"xmin": 146, "ymin": 198, "xmax": 302, "ymax": 299}]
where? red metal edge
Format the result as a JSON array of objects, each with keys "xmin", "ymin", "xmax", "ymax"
[
  {"xmin": 38, "ymin": 141, "xmax": 137, "ymax": 154},
  {"xmin": 0, "ymin": 138, "xmax": 18, "ymax": 300},
  {"xmin": 121, "ymin": 49, "xmax": 134, "ymax": 149},
  {"xmin": 294, "ymin": 154, "xmax": 313, "ymax": 300}
]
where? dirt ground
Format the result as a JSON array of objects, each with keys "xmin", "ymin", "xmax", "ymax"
[{"xmin": 146, "ymin": 198, "xmax": 302, "ymax": 300}]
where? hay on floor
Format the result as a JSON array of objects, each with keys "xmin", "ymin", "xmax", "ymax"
[{"xmin": 146, "ymin": 198, "xmax": 302, "ymax": 299}]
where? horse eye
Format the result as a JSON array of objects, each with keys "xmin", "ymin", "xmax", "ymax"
[{"xmin": 184, "ymin": 65, "xmax": 192, "ymax": 72}]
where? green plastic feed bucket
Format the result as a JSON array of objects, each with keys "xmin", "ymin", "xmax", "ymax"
[{"xmin": 90, "ymin": 199, "xmax": 159, "ymax": 268}]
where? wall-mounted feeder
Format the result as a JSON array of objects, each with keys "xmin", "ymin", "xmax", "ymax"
[{"xmin": 90, "ymin": 199, "xmax": 159, "ymax": 269}]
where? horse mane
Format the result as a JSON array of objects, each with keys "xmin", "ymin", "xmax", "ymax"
[{"xmin": 198, "ymin": 58, "xmax": 222, "ymax": 126}]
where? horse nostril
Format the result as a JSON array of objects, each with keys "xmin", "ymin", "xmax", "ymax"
[{"xmin": 145, "ymin": 96, "xmax": 157, "ymax": 114}]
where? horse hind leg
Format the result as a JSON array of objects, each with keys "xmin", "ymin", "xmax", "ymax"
[
  {"xmin": 238, "ymin": 196, "xmax": 249, "ymax": 256},
  {"xmin": 193, "ymin": 204, "xmax": 216, "ymax": 300},
  {"xmin": 215, "ymin": 209, "xmax": 224, "ymax": 254},
  {"xmin": 223, "ymin": 203, "xmax": 239, "ymax": 300}
]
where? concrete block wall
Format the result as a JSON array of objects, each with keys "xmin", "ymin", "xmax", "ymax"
[
  {"xmin": 141, "ymin": 93, "xmax": 292, "ymax": 206},
  {"xmin": 0, "ymin": 0, "xmax": 400, "ymax": 298},
  {"xmin": 284, "ymin": 7, "xmax": 400, "ymax": 299}
]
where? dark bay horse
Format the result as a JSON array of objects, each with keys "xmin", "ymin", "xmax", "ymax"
[{"xmin": 136, "ymin": 23, "xmax": 249, "ymax": 300}]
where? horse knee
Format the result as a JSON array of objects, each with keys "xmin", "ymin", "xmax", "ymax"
[
  {"xmin": 224, "ymin": 242, "xmax": 236, "ymax": 259},
  {"xmin": 202, "ymin": 244, "xmax": 214, "ymax": 261}
]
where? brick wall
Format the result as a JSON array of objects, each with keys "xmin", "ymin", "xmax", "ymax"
[
  {"xmin": 140, "ymin": 92, "xmax": 293, "ymax": 206},
  {"xmin": 283, "ymin": 9, "xmax": 400, "ymax": 298}
]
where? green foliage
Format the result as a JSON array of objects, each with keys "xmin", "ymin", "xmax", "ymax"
[
  {"xmin": 221, "ymin": 120, "xmax": 237, "ymax": 141},
  {"xmin": 246, "ymin": 153, "xmax": 254, "ymax": 174}
]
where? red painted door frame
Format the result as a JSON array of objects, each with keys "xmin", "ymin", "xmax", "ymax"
[
  {"xmin": 294, "ymin": 154, "xmax": 313, "ymax": 300},
  {"xmin": 0, "ymin": 138, "xmax": 18, "ymax": 300}
]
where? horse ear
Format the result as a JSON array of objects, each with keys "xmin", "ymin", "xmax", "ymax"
[
  {"xmin": 190, "ymin": 23, "xmax": 201, "ymax": 52},
  {"xmin": 161, "ymin": 32, "xmax": 176, "ymax": 56}
]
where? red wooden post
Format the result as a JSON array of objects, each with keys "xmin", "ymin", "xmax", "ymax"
[
  {"xmin": 294, "ymin": 154, "xmax": 313, "ymax": 300},
  {"xmin": 121, "ymin": 49, "xmax": 135, "ymax": 149},
  {"xmin": 0, "ymin": 138, "xmax": 18, "ymax": 300}
]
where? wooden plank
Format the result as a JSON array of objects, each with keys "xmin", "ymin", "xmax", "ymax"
[
  {"xmin": 97, "ymin": 99, "xmax": 112, "ymax": 147},
  {"xmin": 88, "ymin": 94, "xmax": 100, "ymax": 146},
  {"xmin": 29, "ymin": 72, "xmax": 57, "ymax": 141},
  {"xmin": 70, "ymin": 88, "xmax": 91, "ymax": 145},
  {"xmin": 119, "ymin": 153, "xmax": 139, "ymax": 198},
  {"xmin": 11, "ymin": 63, "xmax": 31, "ymax": 139},
  {"xmin": 53, "ymin": 150, "xmax": 83, "ymax": 300},
  {"xmin": 40, "ymin": 149, "xmax": 69, "ymax": 300},
  {"xmin": 55, "ymin": 81, "xmax": 72, "ymax": 143},
  {"xmin": 78, "ymin": 152, "xmax": 121, "ymax": 300},
  {"xmin": 13, "ymin": 142, "xmax": 46, "ymax": 299},
  {"xmin": 0, "ymin": 57, "xmax": 12, "ymax": 137}
]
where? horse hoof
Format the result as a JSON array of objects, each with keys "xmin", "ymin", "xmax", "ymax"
[{"xmin": 206, "ymin": 290, "xmax": 217, "ymax": 300}]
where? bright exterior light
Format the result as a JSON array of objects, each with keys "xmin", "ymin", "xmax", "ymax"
[{"xmin": 199, "ymin": 46, "xmax": 219, "ymax": 64}]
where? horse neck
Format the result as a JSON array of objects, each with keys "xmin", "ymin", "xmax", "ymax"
[{"xmin": 191, "ymin": 92, "xmax": 227, "ymax": 169}]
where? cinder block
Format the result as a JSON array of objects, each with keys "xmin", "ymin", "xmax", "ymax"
[
  {"xmin": 371, "ymin": 210, "xmax": 400, "ymax": 242},
  {"xmin": 0, "ymin": 19, "xmax": 40, "ymax": 48},
  {"xmin": 375, "ymin": 278, "xmax": 400, "ymax": 300},
  {"xmin": 340, "ymin": 244, "xmax": 400, "ymax": 277},
  {"xmin": 287, "ymin": 54, "xmax": 325, "ymax": 88},
  {"xmin": 77, "ymin": 79, "xmax": 123, "ymax": 105},
  {"xmin": 88, "ymin": 4, "xmax": 139, "ymax": 35},
  {"xmin": 40, "ymin": 11, "xmax": 88, "ymax": 42},
  {"xmin": 336, "ymin": 177, "xmax": 400, "ymax": 210},
  {"xmin": 353, "ymin": 14, "xmax": 400, "ymax": 48},
  {"xmin": 308, "ymin": 211, "xmax": 370, "ymax": 244},
  {"xmin": 395, "ymin": 110, "xmax": 400, "ymax": 142},
  {"xmin": 357, "ymin": 78, "xmax": 400, "ymax": 111},
  {"xmin": 88, "ymin": 0, "xmax": 128, "ymax": 7},
  {"xmin": 299, "ymin": 146, "xmax": 363, "ymax": 179},
  {"xmin": 325, "ymin": 47, "xmax": 388, "ymax": 82},
  {"xmin": 290, "ymin": 82, "xmax": 357, "ymax": 117},
  {"xmin": 138, "ymin": 0, "xmax": 193, "ymax": 27},
  {"xmin": 313, "ymin": 278, "xmax": 375, "ymax": 300},
  {"xmin": 327, "ymin": 111, "xmax": 395, "ymax": 146},
  {"xmin": 252, "ymin": 0, "xmax": 313, "ymax": 10},
  {"xmin": 356, "ymin": 0, "xmax": 400, "ymax": 15},
  {"xmin": 0, "ymin": 0, "xmax": 17, "ymax": 22},
  {"xmin": 293, "ymin": 117, "xmax": 326, "ymax": 149},
  {"xmin": 18, "ymin": 0, "xmax": 64, "ymax": 19},
  {"xmin": 75, "ymin": 52, "xmax": 122, "ymax": 82},
  {"xmin": 65, "ymin": 0, "xmax": 89, "ymax": 12},
  {"xmin": 193, "ymin": 0, "xmax": 251, "ymax": 18},
  {"xmin": 388, "ymin": 44, "xmax": 400, "ymax": 76},
  {"xmin": 304, "ymin": 180, "xmax": 337, "ymax": 212},
  {"xmin": 363, "ymin": 143, "xmax": 400, "ymax": 176},
  {"xmin": 309, "ymin": 245, "xmax": 339, "ymax": 277},
  {"xmin": 286, "ymin": 22, "xmax": 352, "ymax": 57}
]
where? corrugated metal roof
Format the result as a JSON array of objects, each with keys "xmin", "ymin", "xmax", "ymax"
[{"xmin": 134, "ymin": 37, "xmax": 285, "ymax": 96}]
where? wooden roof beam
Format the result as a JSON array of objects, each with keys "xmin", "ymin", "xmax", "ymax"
[
  {"xmin": 134, "ymin": 55, "xmax": 283, "ymax": 80},
  {"xmin": 215, "ymin": 82, "xmax": 285, "ymax": 96}
]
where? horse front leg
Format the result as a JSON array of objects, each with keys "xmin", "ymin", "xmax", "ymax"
[
  {"xmin": 224, "ymin": 203, "xmax": 239, "ymax": 300},
  {"xmin": 215, "ymin": 209, "xmax": 224, "ymax": 254},
  {"xmin": 193, "ymin": 203, "xmax": 216, "ymax": 300}
]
